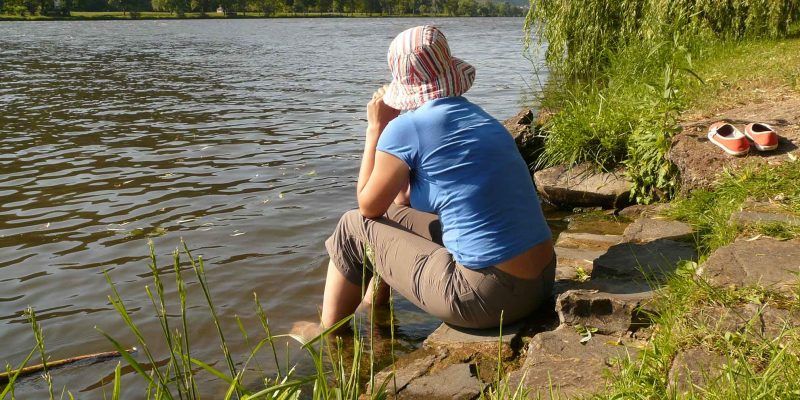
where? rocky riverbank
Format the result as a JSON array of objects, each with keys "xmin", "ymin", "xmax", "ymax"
[{"xmin": 372, "ymin": 93, "xmax": 800, "ymax": 398}]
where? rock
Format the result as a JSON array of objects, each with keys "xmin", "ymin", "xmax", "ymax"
[
  {"xmin": 700, "ymin": 237, "xmax": 800, "ymax": 293},
  {"xmin": 622, "ymin": 217, "xmax": 694, "ymax": 243},
  {"xmin": 555, "ymin": 232, "xmax": 623, "ymax": 250},
  {"xmin": 593, "ymin": 239, "xmax": 698, "ymax": 280},
  {"xmin": 374, "ymin": 352, "xmax": 439, "ymax": 394},
  {"xmin": 399, "ymin": 363, "xmax": 485, "ymax": 400},
  {"xmin": 424, "ymin": 322, "xmax": 522, "ymax": 348},
  {"xmin": 667, "ymin": 347, "xmax": 727, "ymax": 394},
  {"xmin": 617, "ymin": 203, "xmax": 672, "ymax": 220},
  {"xmin": 556, "ymin": 288, "xmax": 654, "ymax": 335},
  {"xmin": 503, "ymin": 108, "xmax": 535, "ymax": 145},
  {"xmin": 758, "ymin": 305, "xmax": 800, "ymax": 341},
  {"xmin": 508, "ymin": 326, "xmax": 640, "ymax": 399},
  {"xmin": 554, "ymin": 247, "xmax": 604, "ymax": 281},
  {"xmin": 730, "ymin": 210, "xmax": 800, "ymax": 227},
  {"xmin": 534, "ymin": 163, "xmax": 633, "ymax": 209},
  {"xmin": 668, "ymin": 97, "xmax": 800, "ymax": 194},
  {"xmin": 691, "ymin": 303, "xmax": 762, "ymax": 337}
]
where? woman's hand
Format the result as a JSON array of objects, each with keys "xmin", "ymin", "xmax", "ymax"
[{"xmin": 366, "ymin": 85, "xmax": 400, "ymax": 140}]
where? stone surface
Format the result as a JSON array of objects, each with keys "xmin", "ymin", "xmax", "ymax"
[
  {"xmin": 730, "ymin": 210, "xmax": 800, "ymax": 227},
  {"xmin": 760, "ymin": 305, "xmax": 800, "ymax": 340},
  {"xmin": 593, "ymin": 239, "xmax": 698, "ymax": 280},
  {"xmin": 508, "ymin": 326, "xmax": 640, "ymax": 399},
  {"xmin": 556, "ymin": 232, "xmax": 624, "ymax": 250},
  {"xmin": 617, "ymin": 203, "xmax": 672, "ymax": 220},
  {"xmin": 374, "ymin": 352, "xmax": 439, "ymax": 394},
  {"xmin": 622, "ymin": 216, "xmax": 694, "ymax": 243},
  {"xmin": 424, "ymin": 322, "xmax": 522, "ymax": 347},
  {"xmin": 554, "ymin": 246, "xmax": 604, "ymax": 281},
  {"xmin": 668, "ymin": 96, "xmax": 800, "ymax": 194},
  {"xmin": 692, "ymin": 303, "xmax": 762, "ymax": 336},
  {"xmin": 700, "ymin": 237, "xmax": 800, "ymax": 292},
  {"xmin": 668, "ymin": 347, "xmax": 727, "ymax": 394},
  {"xmin": 556, "ymin": 288, "xmax": 654, "ymax": 335},
  {"xmin": 533, "ymin": 163, "xmax": 633, "ymax": 209},
  {"xmin": 398, "ymin": 363, "xmax": 485, "ymax": 400},
  {"xmin": 503, "ymin": 108, "xmax": 535, "ymax": 145},
  {"xmin": 504, "ymin": 108, "xmax": 545, "ymax": 166}
]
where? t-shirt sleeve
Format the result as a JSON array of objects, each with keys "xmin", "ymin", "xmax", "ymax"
[{"xmin": 376, "ymin": 115, "xmax": 418, "ymax": 169}]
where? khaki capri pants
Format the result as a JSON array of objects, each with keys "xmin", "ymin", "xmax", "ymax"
[{"xmin": 325, "ymin": 204, "xmax": 555, "ymax": 329}]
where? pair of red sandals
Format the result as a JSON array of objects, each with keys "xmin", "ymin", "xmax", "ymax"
[{"xmin": 707, "ymin": 122, "xmax": 779, "ymax": 156}]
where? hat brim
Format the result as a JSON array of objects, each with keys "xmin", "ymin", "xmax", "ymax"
[{"xmin": 383, "ymin": 57, "xmax": 476, "ymax": 111}]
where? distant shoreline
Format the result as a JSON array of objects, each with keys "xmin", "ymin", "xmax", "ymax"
[{"xmin": 0, "ymin": 11, "xmax": 526, "ymax": 21}]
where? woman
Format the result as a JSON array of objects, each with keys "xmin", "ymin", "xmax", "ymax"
[{"xmin": 320, "ymin": 25, "xmax": 554, "ymax": 331}]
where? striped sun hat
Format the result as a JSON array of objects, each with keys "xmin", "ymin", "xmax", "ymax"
[{"xmin": 382, "ymin": 25, "xmax": 476, "ymax": 111}]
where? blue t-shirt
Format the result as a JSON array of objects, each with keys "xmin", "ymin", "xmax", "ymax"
[{"xmin": 376, "ymin": 96, "xmax": 551, "ymax": 268}]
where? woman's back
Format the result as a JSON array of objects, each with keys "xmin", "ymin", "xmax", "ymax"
[{"xmin": 377, "ymin": 96, "xmax": 551, "ymax": 268}]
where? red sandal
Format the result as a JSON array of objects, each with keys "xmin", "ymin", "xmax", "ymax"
[
  {"xmin": 744, "ymin": 123, "xmax": 779, "ymax": 151},
  {"xmin": 708, "ymin": 122, "xmax": 750, "ymax": 156}
]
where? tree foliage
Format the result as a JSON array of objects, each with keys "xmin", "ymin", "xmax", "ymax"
[{"xmin": 4, "ymin": 0, "xmax": 523, "ymax": 16}]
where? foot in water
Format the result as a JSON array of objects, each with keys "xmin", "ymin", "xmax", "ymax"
[{"xmin": 289, "ymin": 321, "xmax": 324, "ymax": 344}]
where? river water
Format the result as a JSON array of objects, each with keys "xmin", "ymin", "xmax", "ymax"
[{"xmin": 0, "ymin": 18, "xmax": 546, "ymax": 397}]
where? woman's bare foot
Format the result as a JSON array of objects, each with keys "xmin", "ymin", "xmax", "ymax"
[{"xmin": 289, "ymin": 321, "xmax": 323, "ymax": 344}]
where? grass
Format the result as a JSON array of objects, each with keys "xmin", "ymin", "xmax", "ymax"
[
  {"xmin": 525, "ymin": 0, "xmax": 800, "ymax": 203},
  {"xmin": 669, "ymin": 162, "xmax": 800, "ymax": 258},
  {"xmin": 0, "ymin": 241, "xmax": 524, "ymax": 399},
  {"xmin": 1, "ymin": 241, "xmax": 385, "ymax": 399},
  {"xmin": 593, "ymin": 263, "xmax": 800, "ymax": 399}
]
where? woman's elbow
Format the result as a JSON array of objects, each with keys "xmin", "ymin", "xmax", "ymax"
[{"xmin": 358, "ymin": 204, "xmax": 385, "ymax": 219}]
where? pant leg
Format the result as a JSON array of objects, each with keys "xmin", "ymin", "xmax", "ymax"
[
  {"xmin": 325, "ymin": 210, "xmax": 474, "ymax": 325},
  {"xmin": 385, "ymin": 204, "xmax": 443, "ymax": 245}
]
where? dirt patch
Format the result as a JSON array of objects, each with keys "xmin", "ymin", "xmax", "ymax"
[{"xmin": 669, "ymin": 92, "xmax": 800, "ymax": 194}]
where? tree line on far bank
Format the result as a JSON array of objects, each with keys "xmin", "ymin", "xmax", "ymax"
[{"xmin": 1, "ymin": 0, "xmax": 525, "ymax": 18}]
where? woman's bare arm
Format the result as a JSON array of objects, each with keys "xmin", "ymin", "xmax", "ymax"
[
  {"xmin": 356, "ymin": 88, "xmax": 408, "ymax": 218},
  {"xmin": 394, "ymin": 183, "xmax": 411, "ymax": 206}
]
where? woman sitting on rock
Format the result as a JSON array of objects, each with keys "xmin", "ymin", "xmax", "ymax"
[{"xmin": 317, "ymin": 25, "xmax": 555, "ymax": 332}]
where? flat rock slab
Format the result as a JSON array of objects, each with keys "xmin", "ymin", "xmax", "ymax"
[
  {"xmin": 760, "ymin": 305, "xmax": 800, "ymax": 340},
  {"xmin": 668, "ymin": 96, "xmax": 800, "ymax": 194},
  {"xmin": 374, "ymin": 352, "xmax": 440, "ymax": 394},
  {"xmin": 556, "ymin": 288, "xmax": 654, "ymax": 335},
  {"xmin": 508, "ymin": 326, "xmax": 640, "ymax": 399},
  {"xmin": 691, "ymin": 303, "xmax": 762, "ymax": 337},
  {"xmin": 555, "ymin": 246, "xmax": 605, "ymax": 281},
  {"xmin": 398, "ymin": 363, "xmax": 485, "ymax": 400},
  {"xmin": 424, "ymin": 322, "xmax": 522, "ymax": 348},
  {"xmin": 668, "ymin": 347, "xmax": 727, "ymax": 395},
  {"xmin": 700, "ymin": 237, "xmax": 800, "ymax": 292},
  {"xmin": 730, "ymin": 210, "xmax": 800, "ymax": 227},
  {"xmin": 534, "ymin": 163, "xmax": 633, "ymax": 209},
  {"xmin": 617, "ymin": 204, "xmax": 671, "ymax": 219},
  {"xmin": 556, "ymin": 232, "xmax": 623, "ymax": 250},
  {"xmin": 593, "ymin": 239, "xmax": 698, "ymax": 280},
  {"xmin": 622, "ymin": 217, "xmax": 693, "ymax": 243}
]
